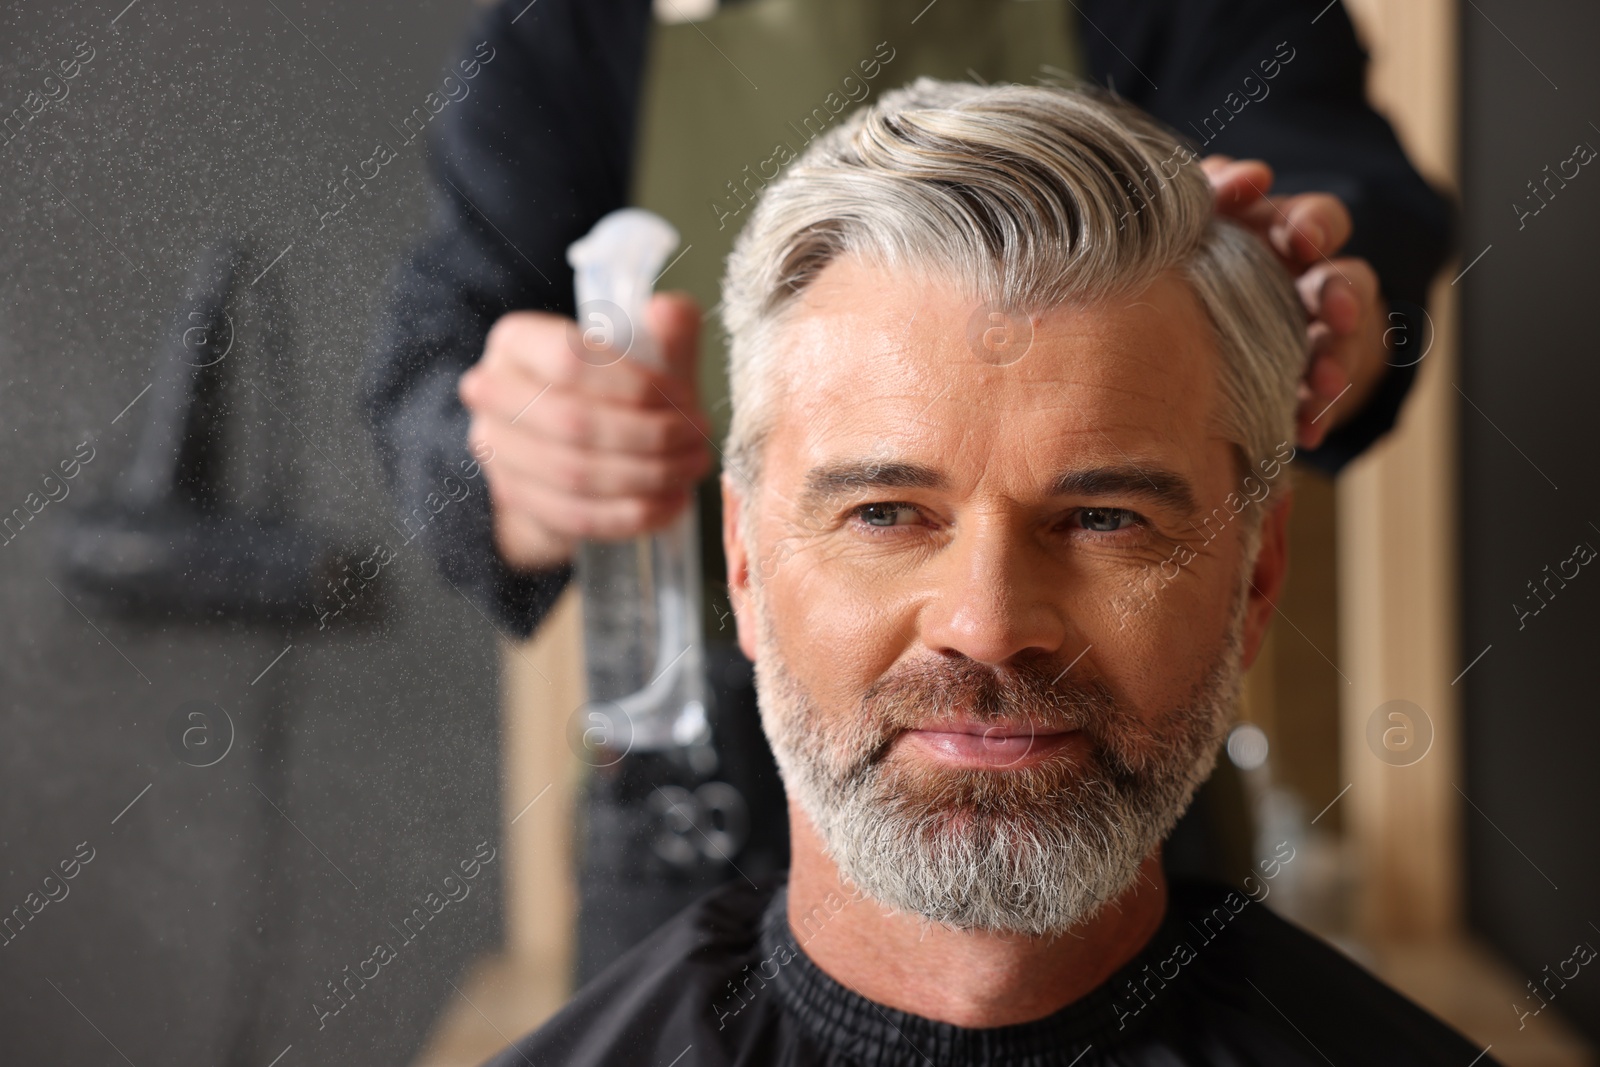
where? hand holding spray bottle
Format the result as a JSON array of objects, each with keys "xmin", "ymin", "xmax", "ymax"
[{"xmin": 567, "ymin": 209, "xmax": 713, "ymax": 757}]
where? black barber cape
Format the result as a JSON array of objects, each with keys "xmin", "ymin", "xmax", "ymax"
[{"xmin": 483, "ymin": 876, "xmax": 1496, "ymax": 1067}]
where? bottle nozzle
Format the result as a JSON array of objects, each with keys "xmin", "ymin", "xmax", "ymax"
[{"xmin": 566, "ymin": 209, "xmax": 680, "ymax": 371}]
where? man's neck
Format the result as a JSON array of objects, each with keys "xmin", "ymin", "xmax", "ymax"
[{"xmin": 785, "ymin": 809, "xmax": 1169, "ymax": 1029}]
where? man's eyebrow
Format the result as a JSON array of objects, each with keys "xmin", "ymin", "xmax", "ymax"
[
  {"xmin": 799, "ymin": 461, "xmax": 947, "ymax": 510},
  {"xmin": 1050, "ymin": 466, "xmax": 1199, "ymax": 516},
  {"xmin": 797, "ymin": 460, "xmax": 1198, "ymax": 516}
]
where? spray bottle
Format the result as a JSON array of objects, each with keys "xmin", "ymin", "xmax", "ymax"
[{"xmin": 567, "ymin": 209, "xmax": 713, "ymax": 757}]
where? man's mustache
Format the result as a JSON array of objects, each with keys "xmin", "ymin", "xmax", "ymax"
[{"xmin": 850, "ymin": 653, "xmax": 1124, "ymax": 765}]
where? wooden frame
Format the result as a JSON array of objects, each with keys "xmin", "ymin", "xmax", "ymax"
[{"xmin": 1337, "ymin": 0, "xmax": 1463, "ymax": 943}]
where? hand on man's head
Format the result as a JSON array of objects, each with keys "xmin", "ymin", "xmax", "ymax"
[
  {"xmin": 457, "ymin": 291, "xmax": 714, "ymax": 572},
  {"xmin": 1204, "ymin": 156, "xmax": 1391, "ymax": 452}
]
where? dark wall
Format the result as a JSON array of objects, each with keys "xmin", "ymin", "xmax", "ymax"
[
  {"xmin": 0, "ymin": 2, "xmax": 513, "ymax": 1064},
  {"xmin": 1459, "ymin": 0, "xmax": 1600, "ymax": 1042}
]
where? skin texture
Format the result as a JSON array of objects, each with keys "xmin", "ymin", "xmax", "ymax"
[
  {"xmin": 458, "ymin": 159, "xmax": 1376, "ymax": 570},
  {"xmin": 719, "ymin": 257, "xmax": 1291, "ymax": 1027}
]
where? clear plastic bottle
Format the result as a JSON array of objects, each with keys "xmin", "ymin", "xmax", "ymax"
[{"xmin": 567, "ymin": 210, "xmax": 712, "ymax": 754}]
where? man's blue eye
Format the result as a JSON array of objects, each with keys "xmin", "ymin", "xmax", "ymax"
[
  {"xmin": 1079, "ymin": 507, "xmax": 1138, "ymax": 532},
  {"xmin": 856, "ymin": 503, "xmax": 915, "ymax": 527}
]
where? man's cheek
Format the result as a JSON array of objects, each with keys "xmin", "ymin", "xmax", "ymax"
[
  {"xmin": 782, "ymin": 573, "xmax": 899, "ymax": 686},
  {"xmin": 1076, "ymin": 560, "xmax": 1222, "ymax": 699},
  {"xmin": 787, "ymin": 578, "xmax": 879, "ymax": 662}
]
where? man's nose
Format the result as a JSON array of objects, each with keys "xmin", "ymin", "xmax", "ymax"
[{"xmin": 917, "ymin": 515, "xmax": 1071, "ymax": 666}]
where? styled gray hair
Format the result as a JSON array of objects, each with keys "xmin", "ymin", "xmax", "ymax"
[{"xmin": 719, "ymin": 77, "xmax": 1305, "ymax": 505}]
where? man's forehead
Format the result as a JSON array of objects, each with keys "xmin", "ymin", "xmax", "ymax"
[{"xmin": 762, "ymin": 259, "xmax": 1224, "ymax": 493}]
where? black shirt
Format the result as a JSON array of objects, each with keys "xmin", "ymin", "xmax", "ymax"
[{"xmin": 484, "ymin": 875, "xmax": 1498, "ymax": 1067}]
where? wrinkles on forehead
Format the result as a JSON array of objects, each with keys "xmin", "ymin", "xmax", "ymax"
[{"xmin": 754, "ymin": 257, "xmax": 1231, "ymax": 527}]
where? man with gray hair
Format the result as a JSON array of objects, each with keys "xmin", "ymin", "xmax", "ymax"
[{"xmin": 484, "ymin": 78, "xmax": 1489, "ymax": 1067}]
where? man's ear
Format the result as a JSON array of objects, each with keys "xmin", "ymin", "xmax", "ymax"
[
  {"xmin": 721, "ymin": 471, "xmax": 760, "ymax": 663},
  {"xmin": 1240, "ymin": 488, "xmax": 1292, "ymax": 671}
]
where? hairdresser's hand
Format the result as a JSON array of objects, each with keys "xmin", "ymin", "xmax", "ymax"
[
  {"xmin": 459, "ymin": 292, "xmax": 714, "ymax": 572},
  {"xmin": 1204, "ymin": 156, "xmax": 1390, "ymax": 452}
]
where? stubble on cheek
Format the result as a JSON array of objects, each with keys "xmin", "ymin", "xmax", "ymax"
[{"xmin": 763, "ymin": 567, "xmax": 904, "ymax": 730}]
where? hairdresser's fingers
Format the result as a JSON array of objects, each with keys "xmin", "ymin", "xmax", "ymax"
[
  {"xmin": 469, "ymin": 417, "xmax": 701, "ymax": 560},
  {"xmin": 463, "ymin": 412, "xmax": 708, "ymax": 540},
  {"xmin": 646, "ymin": 290, "xmax": 705, "ymax": 394},
  {"xmin": 469, "ymin": 418, "xmax": 701, "ymax": 567},
  {"xmin": 1294, "ymin": 258, "xmax": 1387, "ymax": 448},
  {"xmin": 1270, "ymin": 192, "xmax": 1353, "ymax": 268},
  {"xmin": 1204, "ymin": 157, "xmax": 1275, "ymax": 213},
  {"xmin": 463, "ymin": 377, "xmax": 713, "ymax": 456},
  {"xmin": 1297, "ymin": 257, "xmax": 1378, "ymax": 338},
  {"xmin": 464, "ymin": 305, "xmax": 711, "ymax": 570},
  {"xmin": 1221, "ymin": 192, "xmax": 1353, "ymax": 274},
  {"xmin": 460, "ymin": 309, "xmax": 712, "ymax": 456},
  {"xmin": 487, "ymin": 432, "xmax": 713, "ymax": 499},
  {"xmin": 1205, "ymin": 159, "xmax": 1357, "ymax": 277},
  {"xmin": 491, "ymin": 505, "xmax": 579, "ymax": 572},
  {"xmin": 492, "ymin": 475, "xmax": 694, "ymax": 543},
  {"xmin": 487, "ymin": 482, "xmax": 697, "ymax": 570},
  {"xmin": 471, "ymin": 310, "xmax": 702, "ymax": 410},
  {"xmin": 1296, "ymin": 320, "xmax": 1347, "ymax": 450}
]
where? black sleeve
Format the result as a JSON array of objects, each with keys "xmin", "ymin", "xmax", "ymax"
[
  {"xmin": 360, "ymin": 0, "xmax": 655, "ymax": 637},
  {"xmin": 1078, "ymin": 0, "xmax": 1455, "ymax": 474}
]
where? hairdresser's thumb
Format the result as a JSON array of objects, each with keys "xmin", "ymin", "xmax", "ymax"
[{"xmin": 646, "ymin": 291, "xmax": 704, "ymax": 396}]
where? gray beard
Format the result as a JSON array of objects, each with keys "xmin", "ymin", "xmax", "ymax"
[{"xmin": 751, "ymin": 587, "xmax": 1245, "ymax": 938}]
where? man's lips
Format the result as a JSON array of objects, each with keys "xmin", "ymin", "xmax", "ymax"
[{"xmin": 894, "ymin": 720, "xmax": 1082, "ymax": 769}]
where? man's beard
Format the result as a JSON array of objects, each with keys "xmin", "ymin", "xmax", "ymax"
[{"xmin": 751, "ymin": 584, "xmax": 1246, "ymax": 938}]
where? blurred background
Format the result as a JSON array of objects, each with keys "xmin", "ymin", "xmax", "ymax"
[{"xmin": 0, "ymin": 0, "xmax": 1594, "ymax": 1064}]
